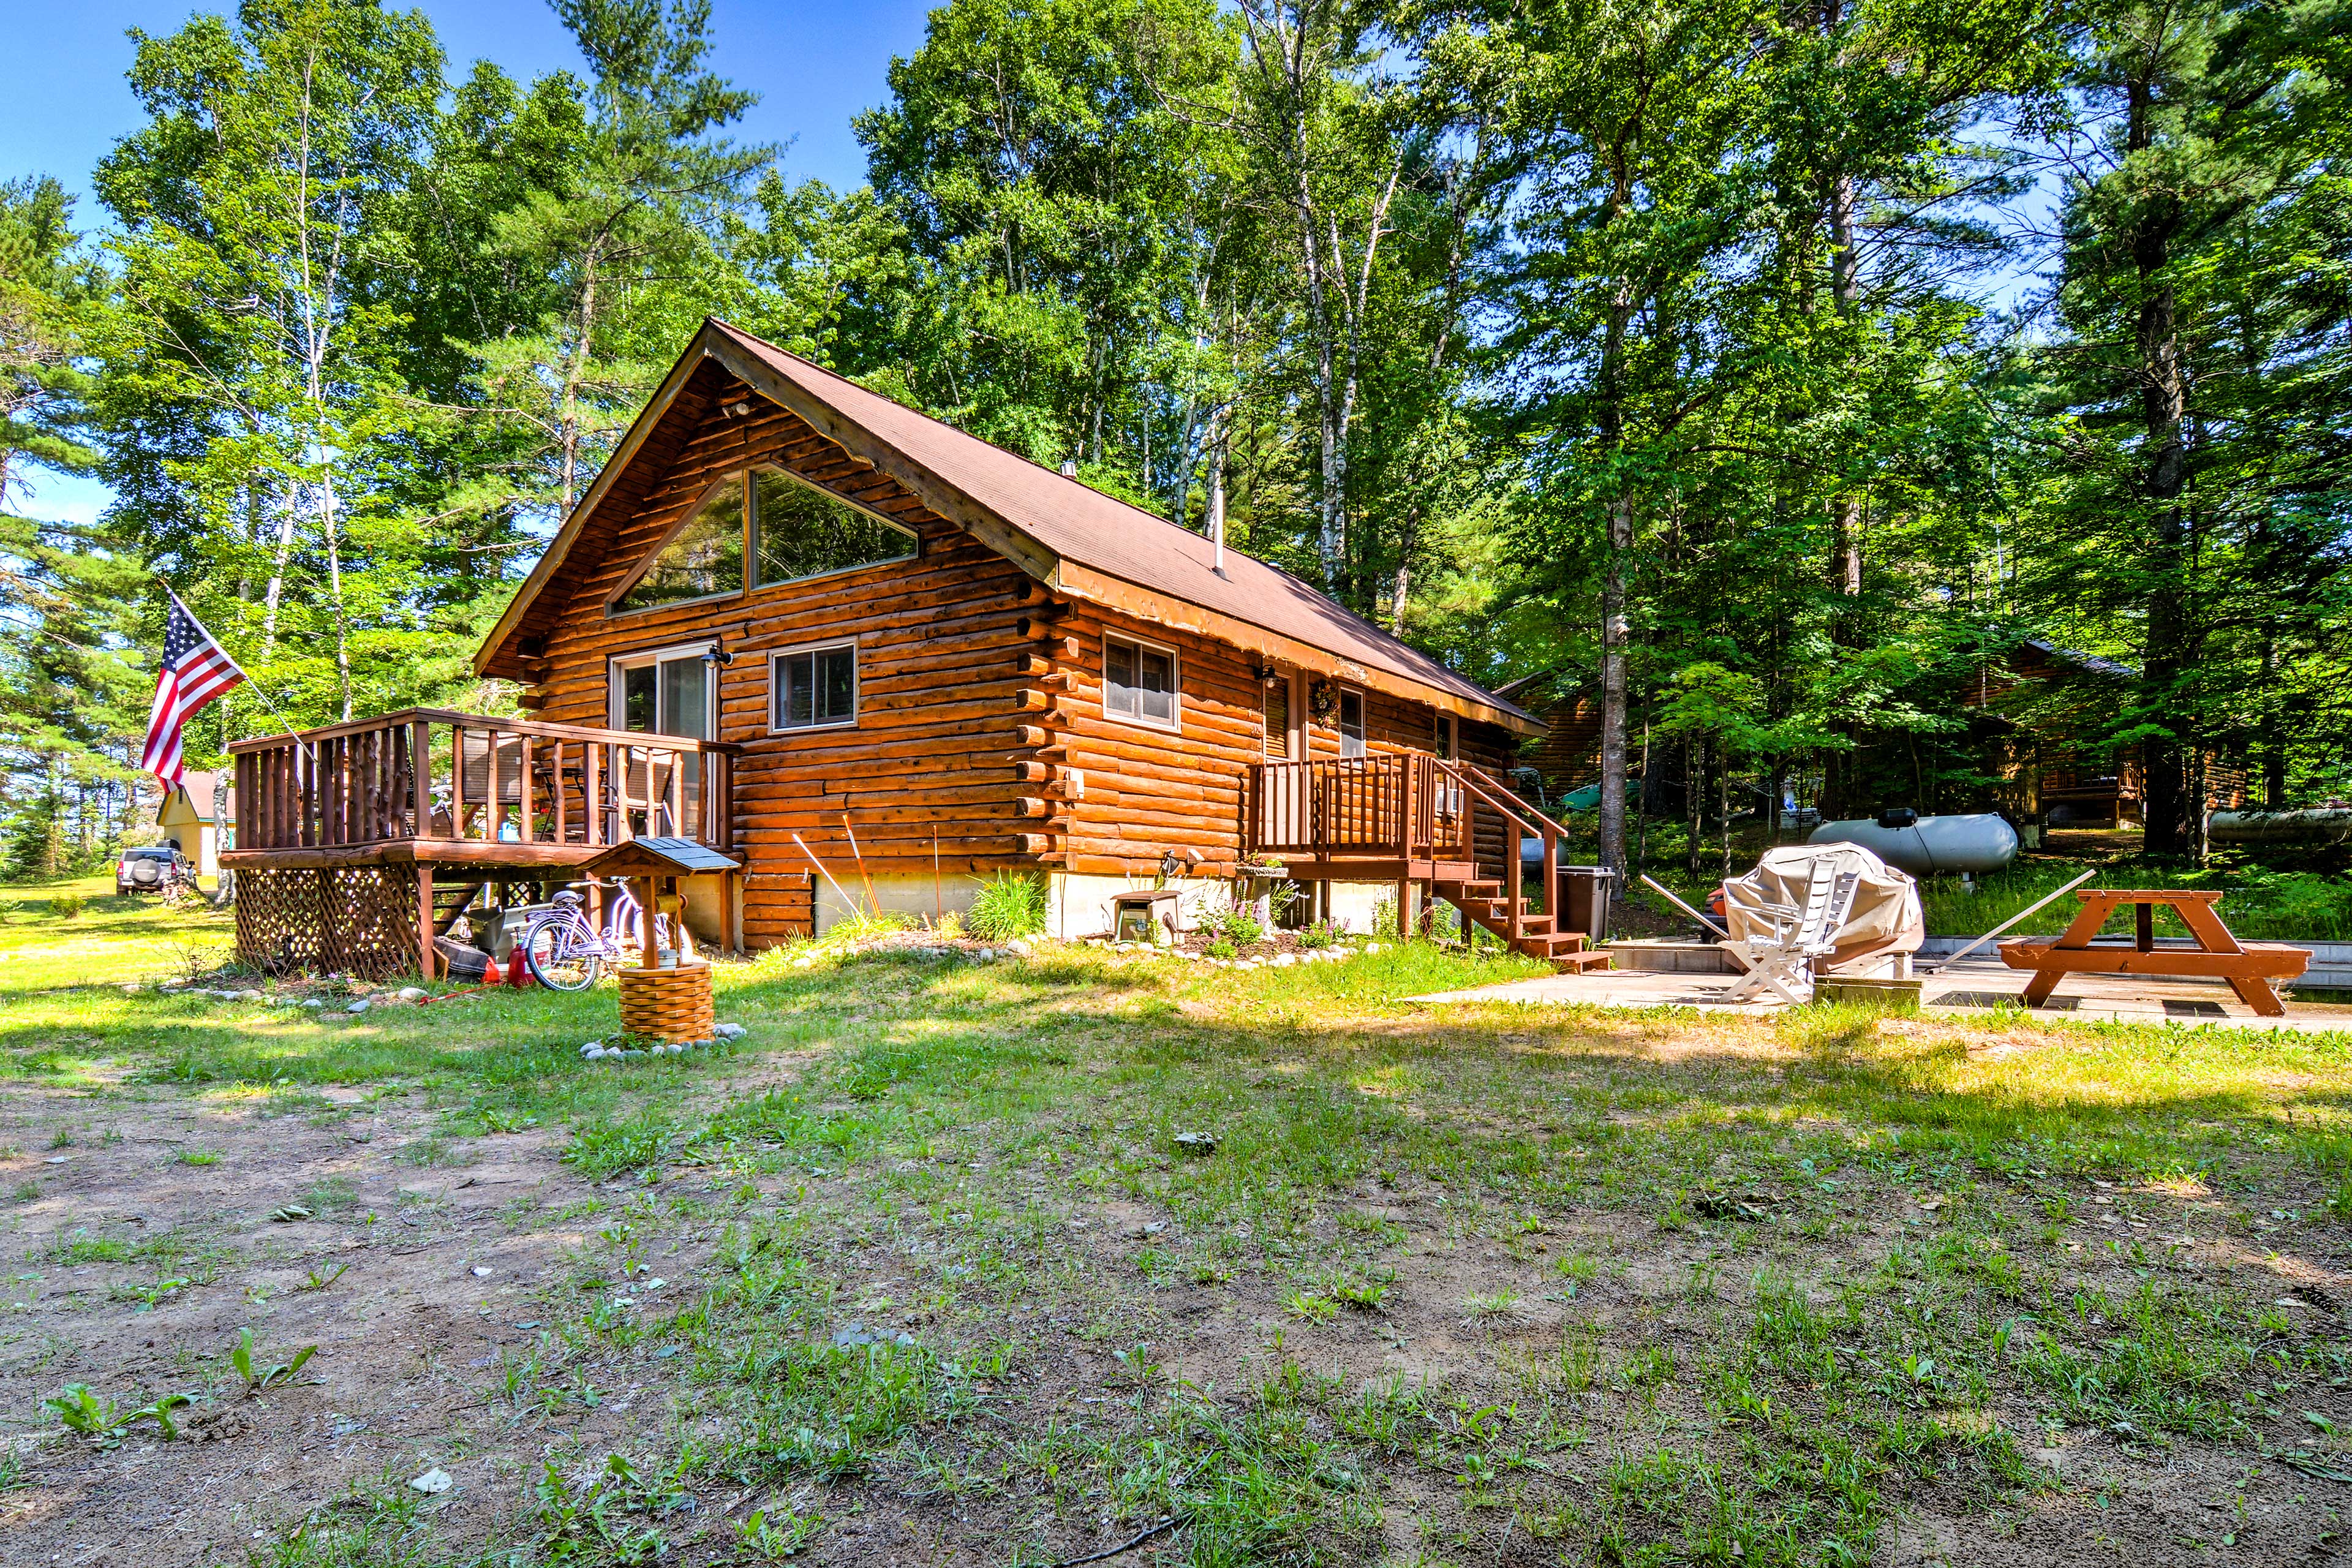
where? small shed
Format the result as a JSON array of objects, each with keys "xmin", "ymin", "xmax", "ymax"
[
  {"xmin": 581, "ymin": 837, "xmax": 744, "ymax": 959},
  {"xmin": 157, "ymin": 773, "xmax": 235, "ymax": 881}
]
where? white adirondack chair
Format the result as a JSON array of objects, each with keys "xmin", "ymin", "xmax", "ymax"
[{"xmin": 1719, "ymin": 858, "xmax": 1861, "ymax": 1003}]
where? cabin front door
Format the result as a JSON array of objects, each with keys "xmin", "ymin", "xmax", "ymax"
[{"xmin": 608, "ymin": 644, "xmax": 712, "ymax": 836}]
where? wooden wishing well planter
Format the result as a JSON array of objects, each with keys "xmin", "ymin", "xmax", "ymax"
[{"xmin": 581, "ymin": 837, "xmax": 741, "ymax": 1042}]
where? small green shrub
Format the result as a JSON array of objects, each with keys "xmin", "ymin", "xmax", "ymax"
[
  {"xmin": 1207, "ymin": 907, "xmax": 1264, "ymax": 946},
  {"xmin": 1296, "ymin": 920, "xmax": 1338, "ymax": 951},
  {"xmin": 48, "ymin": 894, "xmax": 86, "ymax": 919},
  {"xmin": 1205, "ymin": 938, "xmax": 1237, "ymax": 960},
  {"xmin": 967, "ymin": 872, "xmax": 1046, "ymax": 941}
]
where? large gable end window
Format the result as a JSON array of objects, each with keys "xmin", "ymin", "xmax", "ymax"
[
  {"xmin": 771, "ymin": 641, "xmax": 858, "ymax": 731},
  {"xmin": 612, "ymin": 477, "xmax": 744, "ymax": 614},
  {"xmin": 753, "ymin": 467, "xmax": 917, "ymax": 587},
  {"xmin": 1104, "ymin": 635, "xmax": 1178, "ymax": 729}
]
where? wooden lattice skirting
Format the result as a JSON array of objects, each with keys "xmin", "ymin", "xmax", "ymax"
[
  {"xmin": 617, "ymin": 962, "xmax": 714, "ymax": 1042},
  {"xmin": 235, "ymin": 866, "xmax": 421, "ymax": 980}
]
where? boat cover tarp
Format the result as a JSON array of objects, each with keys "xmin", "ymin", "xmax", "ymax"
[{"xmin": 1720, "ymin": 843, "xmax": 1925, "ymax": 968}]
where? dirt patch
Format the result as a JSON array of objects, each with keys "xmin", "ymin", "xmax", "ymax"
[{"xmin": 0, "ymin": 1083, "xmax": 611, "ymax": 1564}]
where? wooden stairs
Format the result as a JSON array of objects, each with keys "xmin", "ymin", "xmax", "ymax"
[
  {"xmin": 432, "ymin": 880, "xmax": 486, "ymax": 941},
  {"xmin": 1433, "ymin": 876, "xmax": 1611, "ymax": 973}
]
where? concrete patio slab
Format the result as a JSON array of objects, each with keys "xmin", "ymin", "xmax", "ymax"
[{"xmin": 1411, "ymin": 953, "xmax": 2352, "ymax": 1032}]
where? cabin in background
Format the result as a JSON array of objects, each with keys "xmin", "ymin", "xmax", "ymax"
[
  {"xmin": 1967, "ymin": 641, "xmax": 2248, "ymax": 827},
  {"xmin": 223, "ymin": 320, "xmax": 1583, "ymax": 974},
  {"xmin": 156, "ymin": 774, "xmax": 233, "ymax": 883}
]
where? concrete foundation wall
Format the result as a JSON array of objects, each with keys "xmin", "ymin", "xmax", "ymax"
[
  {"xmin": 1047, "ymin": 873, "xmax": 1223, "ymax": 941},
  {"xmin": 801, "ymin": 870, "xmax": 1414, "ymax": 942},
  {"xmin": 813, "ymin": 872, "xmax": 985, "ymax": 935}
]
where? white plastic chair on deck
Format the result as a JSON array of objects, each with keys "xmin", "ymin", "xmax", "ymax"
[{"xmin": 1719, "ymin": 858, "xmax": 1861, "ymax": 1004}]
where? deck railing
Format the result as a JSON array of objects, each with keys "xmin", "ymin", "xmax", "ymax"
[
  {"xmin": 227, "ymin": 708, "xmax": 740, "ymax": 856},
  {"xmin": 1244, "ymin": 752, "xmax": 1475, "ymax": 862},
  {"xmin": 1243, "ymin": 751, "xmax": 1570, "ymax": 938}
]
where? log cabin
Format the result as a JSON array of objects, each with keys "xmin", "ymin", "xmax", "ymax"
[{"xmin": 222, "ymin": 319, "xmax": 1587, "ymax": 976}]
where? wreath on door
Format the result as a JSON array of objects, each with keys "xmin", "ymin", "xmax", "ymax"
[{"xmin": 1307, "ymin": 680, "xmax": 1338, "ymax": 722}]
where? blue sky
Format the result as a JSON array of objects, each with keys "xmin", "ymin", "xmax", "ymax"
[{"xmin": 3, "ymin": 0, "xmax": 935, "ymax": 527}]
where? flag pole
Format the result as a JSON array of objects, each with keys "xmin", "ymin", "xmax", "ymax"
[{"xmin": 156, "ymin": 579, "xmax": 304, "ymax": 745}]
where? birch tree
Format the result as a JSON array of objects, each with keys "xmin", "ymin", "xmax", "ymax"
[{"xmin": 96, "ymin": 0, "xmax": 443, "ymax": 722}]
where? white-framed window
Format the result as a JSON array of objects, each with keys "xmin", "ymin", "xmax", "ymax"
[
  {"xmin": 608, "ymin": 641, "xmax": 715, "ymax": 741},
  {"xmin": 1338, "ymin": 687, "xmax": 1366, "ymax": 757},
  {"xmin": 609, "ymin": 477, "xmax": 745, "ymax": 616},
  {"xmin": 1103, "ymin": 633, "xmax": 1179, "ymax": 730},
  {"xmin": 751, "ymin": 466, "xmax": 918, "ymax": 587},
  {"xmin": 770, "ymin": 639, "xmax": 859, "ymax": 732}
]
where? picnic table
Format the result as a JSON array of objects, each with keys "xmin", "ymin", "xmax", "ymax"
[{"xmin": 1996, "ymin": 888, "xmax": 2309, "ymax": 1017}]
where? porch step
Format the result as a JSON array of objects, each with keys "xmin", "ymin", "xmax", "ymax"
[
  {"xmin": 1510, "ymin": 931, "xmax": 1586, "ymax": 956},
  {"xmin": 1432, "ymin": 877, "xmax": 1599, "ymax": 965}
]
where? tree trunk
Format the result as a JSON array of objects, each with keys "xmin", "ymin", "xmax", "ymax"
[
  {"xmin": 1828, "ymin": 164, "xmax": 1864, "ymax": 598},
  {"xmin": 1594, "ymin": 134, "xmax": 1638, "ymax": 880},
  {"xmin": 1719, "ymin": 754, "xmax": 1732, "ymax": 876},
  {"xmin": 261, "ymin": 484, "xmax": 295, "ymax": 647},
  {"xmin": 1685, "ymin": 741, "xmax": 1705, "ymax": 880},
  {"xmin": 560, "ymin": 263, "xmax": 601, "ymax": 519},
  {"xmin": 1204, "ymin": 411, "xmax": 1227, "ymax": 574},
  {"xmin": 1597, "ymin": 499, "xmax": 1634, "ymax": 875},
  {"xmin": 211, "ymin": 767, "xmax": 235, "ymax": 907},
  {"xmin": 317, "ymin": 472, "xmax": 355, "ymax": 722},
  {"xmin": 2128, "ymin": 74, "xmax": 2193, "ymax": 858},
  {"xmin": 40, "ymin": 754, "xmax": 62, "ymax": 877}
]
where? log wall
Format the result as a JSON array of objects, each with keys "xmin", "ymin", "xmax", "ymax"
[
  {"xmin": 1030, "ymin": 599, "xmax": 1517, "ymax": 876},
  {"xmin": 523, "ymin": 358, "xmax": 1521, "ymax": 917},
  {"xmin": 522, "ymin": 366, "xmax": 1033, "ymax": 943}
]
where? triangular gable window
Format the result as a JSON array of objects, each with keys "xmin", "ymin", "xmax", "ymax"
[
  {"xmin": 613, "ymin": 477, "xmax": 745, "ymax": 614},
  {"xmin": 753, "ymin": 467, "xmax": 916, "ymax": 586}
]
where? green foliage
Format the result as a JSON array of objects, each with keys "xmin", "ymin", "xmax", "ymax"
[
  {"xmin": 43, "ymin": 1384, "xmax": 121, "ymax": 1437},
  {"xmin": 965, "ymin": 872, "xmax": 1046, "ymax": 941},
  {"xmin": 565, "ymin": 1110, "xmax": 679, "ymax": 1181},
  {"xmin": 1206, "ymin": 905, "xmax": 1264, "ymax": 947},
  {"xmin": 43, "ymin": 1384, "xmax": 190, "ymax": 1445},
  {"xmin": 231, "ymin": 1326, "xmax": 317, "ymax": 1395}
]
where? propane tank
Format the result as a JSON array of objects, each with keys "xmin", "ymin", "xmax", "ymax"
[
  {"xmin": 1808, "ymin": 810, "xmax": 2019, "ymax": 876},
  {"xmin": 2206, "ymin": 808, "xmax": 2352, "ymax": 846}
]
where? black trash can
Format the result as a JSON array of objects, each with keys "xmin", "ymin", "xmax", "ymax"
[{"xmin": 1558, "ymin": 865, "xmax": 1616, "ymax": 942}]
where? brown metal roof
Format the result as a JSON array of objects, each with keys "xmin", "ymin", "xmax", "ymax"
[
  {"xmin": 704, "ymin": 323, "xmax": 1533, "ymax": 729},
  {"xmin": 479, "ymin": 319, "xmax": 1536, "ymax": 731}
]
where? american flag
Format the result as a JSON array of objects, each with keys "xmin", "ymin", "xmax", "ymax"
[{"xmin": 139, "ymin": 590, "xmax": 247, "ymax": 787}]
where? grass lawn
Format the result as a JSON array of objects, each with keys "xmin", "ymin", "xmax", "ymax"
[
  {"xmin": 0, "ymin": 888, "xmax": 2346, "ymax": 1566},
  {"xmin": 0, "ymin": 873, "xmax": 238, "ymax": 990}
]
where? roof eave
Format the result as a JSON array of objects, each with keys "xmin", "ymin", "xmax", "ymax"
[
  {"xmin": 1052, "ymin": 559, "xmax": 1543, "ymax": 735},
  {"xmin": 472, "ymin": 321, "xmax": 735, "ymax": 680}
]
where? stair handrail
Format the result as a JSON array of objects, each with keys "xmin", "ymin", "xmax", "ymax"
[
  {"xmin": 1432, "ymin": 759, "xmax": 1560, "ymax": 846},
  {"xmin": 1433, "ymin": 758, "xmax": 1564, "ymax": 939}
]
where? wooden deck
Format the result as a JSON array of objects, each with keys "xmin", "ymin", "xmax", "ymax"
[{"xmin": 223, "ymin": 709, "xmax": 741, "ymax": 976}]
